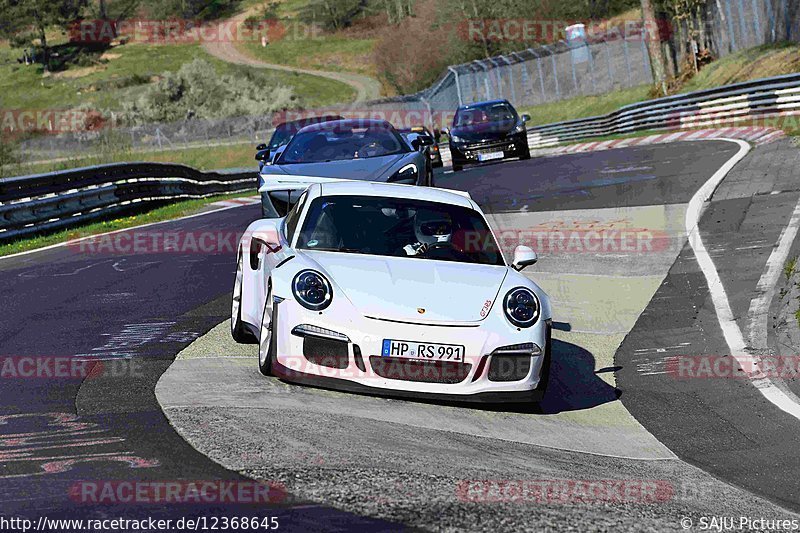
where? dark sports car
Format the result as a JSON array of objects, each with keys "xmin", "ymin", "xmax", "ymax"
[
  {"xmin": 447, "ymin": 99, "xmax": 531, "ymax": 172},
  {"xmin": 256, "ymin": 115, "xmax": 343, "ymax": 171},
  {"xmin": 259, "ymin": 119, "xmax": 434, "ymax": 218}
]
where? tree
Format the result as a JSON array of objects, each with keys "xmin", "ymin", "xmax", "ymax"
[
  {"xmin": 0, "ymin": 0, "xmax": 88, "ymax": 71},
  {"xmin": 641, "ymin": 0, "xmax": 667, "ymax": 94},
  {"xmin": 297, "ymin": 0, "xmax": 367, "ymax": 31}
]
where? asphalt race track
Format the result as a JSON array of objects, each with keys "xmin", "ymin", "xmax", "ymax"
[{"xmin": 2, "ymin": 139, "xmax": 799, "ymax": 530}]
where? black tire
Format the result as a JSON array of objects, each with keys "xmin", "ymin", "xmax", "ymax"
[
  {"xmin": 452, "ymin": 162, "xmax": 463, "ymax": 172},
  {"xmin": 231, "ymin": 253, "xmax": 258, "ymax": 344},
  {"xmin": 519, "ymin": 149, "xmax": 531, "ymax": 161},
  {"xmin": 258, "ymin": 282, "xmax": 276, "ymax": 376},
  {"xmin": 427, "ymin": 168, "xmax": 435, "ymax": 187}
]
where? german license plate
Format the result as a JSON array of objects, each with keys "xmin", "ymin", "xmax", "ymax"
[
  {"xmin": 478, "ymin": 151, "xmax": 504, "ymax": 162},
  {"xmin": 382, "ymin": 339, "xmax": 465, "ymax": 363}
]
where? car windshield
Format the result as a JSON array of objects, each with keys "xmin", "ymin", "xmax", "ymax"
[
  {"xmin": 268, "ymin": 126, "xmax": 293, "ymax": 150},
  {"xmin": 296, "ymin": 195, "xmax": 505, "ymax": 266},
  {"xmin": 454, "ymin": 103, "xmax": 518, "ymax": 127},
  {"xmin": 278, "ymin": 125, "xmax": 408, "ymax": 164}
]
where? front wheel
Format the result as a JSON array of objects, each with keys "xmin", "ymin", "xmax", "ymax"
[
  {"xmin": 258, "ymin": 282, "xmax": 276, "ymax": 376},
  {"xmin": 231, "ymin": 252, "xmax": 257, "ymax": 344},
  {"xmin": 451, "ymin": 162, "xmax": 463, "ymax": 172}
]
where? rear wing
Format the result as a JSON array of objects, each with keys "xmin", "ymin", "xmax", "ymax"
[
  {"xmin": 257, "ymin": 174, "xmax": 473, "ymax": 201},
  {"xmin": 258, "ymin": 175, "xmax": 347, "ymax": 194}
]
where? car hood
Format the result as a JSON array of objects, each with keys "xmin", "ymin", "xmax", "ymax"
[
  {"xmin": 270, "ymin": 154, "xmax": 407, "ymax": 180},
  {"xmin": 304, "ymin": 251, "xmax": 508, "ymax": 323},
  {"xmin": 451, "ymin": 120, "xmax": 520, "ymax": 142}
]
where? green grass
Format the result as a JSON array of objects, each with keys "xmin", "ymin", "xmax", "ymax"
[
  {"xmin": 786, "ymin": 256, "xmax": 798, "ymax": 281},
  {"xmin": 10, "ymin": 142, "xmax": 257, "ymax": 176},
  {"xmin": 0, "ymin": 40, "xmax": 354, "ymax": 112},
  {"xmin": 0, "ymin": 190, "xmax": 256, "ymax": 257},
  {"xmin": 520, "ymin": 85, "xmax": 651, "ymax": 126},
  {"xmin": 683, "ymin": 42, "xmax": 800, "ymax": 93},
  {"xmin": 239, "ymin": 34, "xmax": 377, "ymax": 76}
]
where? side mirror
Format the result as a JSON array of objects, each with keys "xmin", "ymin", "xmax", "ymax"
[
  {"xmin": 256, "ymin": 143, "xmax": 267, "ymax": 151},
  {"xmin": 411, "ymin": 134, "xmax": 433, "ymax": 150},
  {"xmin": 255, "ymin": 149, "xmax": 271, "ymax": 162},
  {"xmin": 248, "ymin": 219, "xmax": 281, "ymax": 269},
  {"xmin": 512, "ymin": 245, "xmax": 537, "ymax": 271},
  {"xmin": 521, "ymin": 114, "xmax": 531, "ymax": 123},
  {"xmin": 417, "ymin": 134, "xmax": 434, "ymax": 146}
]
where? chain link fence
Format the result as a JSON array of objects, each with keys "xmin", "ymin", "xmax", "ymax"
[{"xmin": 706, "ymin": 0, "xmax": 800, "ymax": 57}]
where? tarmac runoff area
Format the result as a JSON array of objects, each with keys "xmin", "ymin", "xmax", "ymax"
[{"xmin": 155, "ymin": 140, "xmax": 800, "ymax": 529}]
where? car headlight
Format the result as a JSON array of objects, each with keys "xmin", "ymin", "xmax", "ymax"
[
  {"xmin": 292, "ymin": 270, "xmax": 332, "ymax": 311},
  {"xmin": 389, "ymin": 163, "xmax": 418, "ymax": 183},
  {"xmin": 503, "ymin": 287, "xmax": 540, "ymax": 328},
  {"xmin": 450, "ymin": 134, "xmax": 465, "ymax": 143},
  {"xmin": 511, "ymin": 123, "xmax": 526, "ymax": 134}
]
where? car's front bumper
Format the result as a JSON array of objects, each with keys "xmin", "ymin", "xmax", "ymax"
[
  {"xmin": 271, "ymin": 297, "xmax": 549, "ymax": 402},
  {"xmin": 450, "ymin": 132, "xmax": 528, "ymax": 166}
]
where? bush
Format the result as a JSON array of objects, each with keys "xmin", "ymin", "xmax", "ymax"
[
  {"xmin": 121, "ymin": 59, "xmax": 296, "ymax": 124},
  {"xmin": 0, "ymin": 138, "xmax": 20, "ymax": 178}
]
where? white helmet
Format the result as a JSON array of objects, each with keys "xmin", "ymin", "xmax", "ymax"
[{"xmin": 414, "ymin": 209, "xmax": 453, "ymax": 246}]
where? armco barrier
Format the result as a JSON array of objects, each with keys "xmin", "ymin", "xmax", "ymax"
[
  {"xmin": 0, "ymin": 162, "xmax": 256, "ymax": 242},
  {"xmin": 525, "ymin": 73, "xmax": 800, "ymax": 147}
]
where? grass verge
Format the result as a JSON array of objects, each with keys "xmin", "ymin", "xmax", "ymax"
[
  {"xmin": 0, "ymin": 190, "xmax": 256, "ymax": 258},
  {"xmin": 15, "ymin": 142, "xmax": 256, "ymax": 176}
]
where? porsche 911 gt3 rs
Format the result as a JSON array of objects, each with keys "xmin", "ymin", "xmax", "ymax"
[{"xmin": 231, "ymin": 180, "xmax": 552, "ymax": 403}]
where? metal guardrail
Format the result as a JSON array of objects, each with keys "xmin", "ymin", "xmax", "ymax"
[
  {"xmin": 0, "ymin": 162, "xmax": 256, "ymax": 242},
  {"xmin": 526, "ymin": 73, "xmax": 800, "ymax": 148}
]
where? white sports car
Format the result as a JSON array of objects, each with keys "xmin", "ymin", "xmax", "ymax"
[{"xmin": 231, "ymin": 180, "xmax": 552, "ymax": 403}]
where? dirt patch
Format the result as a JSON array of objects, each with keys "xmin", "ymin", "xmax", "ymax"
[{"xmin": 52, "ymin": 65, "xmax": 105, "ymax": 79}]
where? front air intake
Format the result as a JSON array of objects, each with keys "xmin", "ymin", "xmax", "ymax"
[{"xmin": 303, "ymin": 336, "xmax": 349, "ymax": 369}]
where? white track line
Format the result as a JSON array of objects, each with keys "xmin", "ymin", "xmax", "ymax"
[
  {"xmin": 744, "ymin": 194, "xmax": 800, "ymax": 406},
  {"xmin": 687, "ymin": 138, "xmax": 800, "ymax": 420}
]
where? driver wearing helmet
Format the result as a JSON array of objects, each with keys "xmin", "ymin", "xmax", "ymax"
[{"xmin": 403, "ymin": 210, "xmax": 453, "ymax": 256}]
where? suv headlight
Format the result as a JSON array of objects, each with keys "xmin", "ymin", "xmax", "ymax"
[
  {"xmin": 389, "ymin": 163, "xmax": 418, "ymax": 183},
  {"xmin": 292, "ymin": 270, "xmax": 333, "ymax": 311},
  {"xmin": 450, "ymin": 134, "xmax": 465, "ymax": 143},
  {"xmin": 511, "ymin": 123, "xmax": 526, "ymax": 134},
  {"xmin": 503, "ymin": 287, "xmax": 540, "ymax": 328}
]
